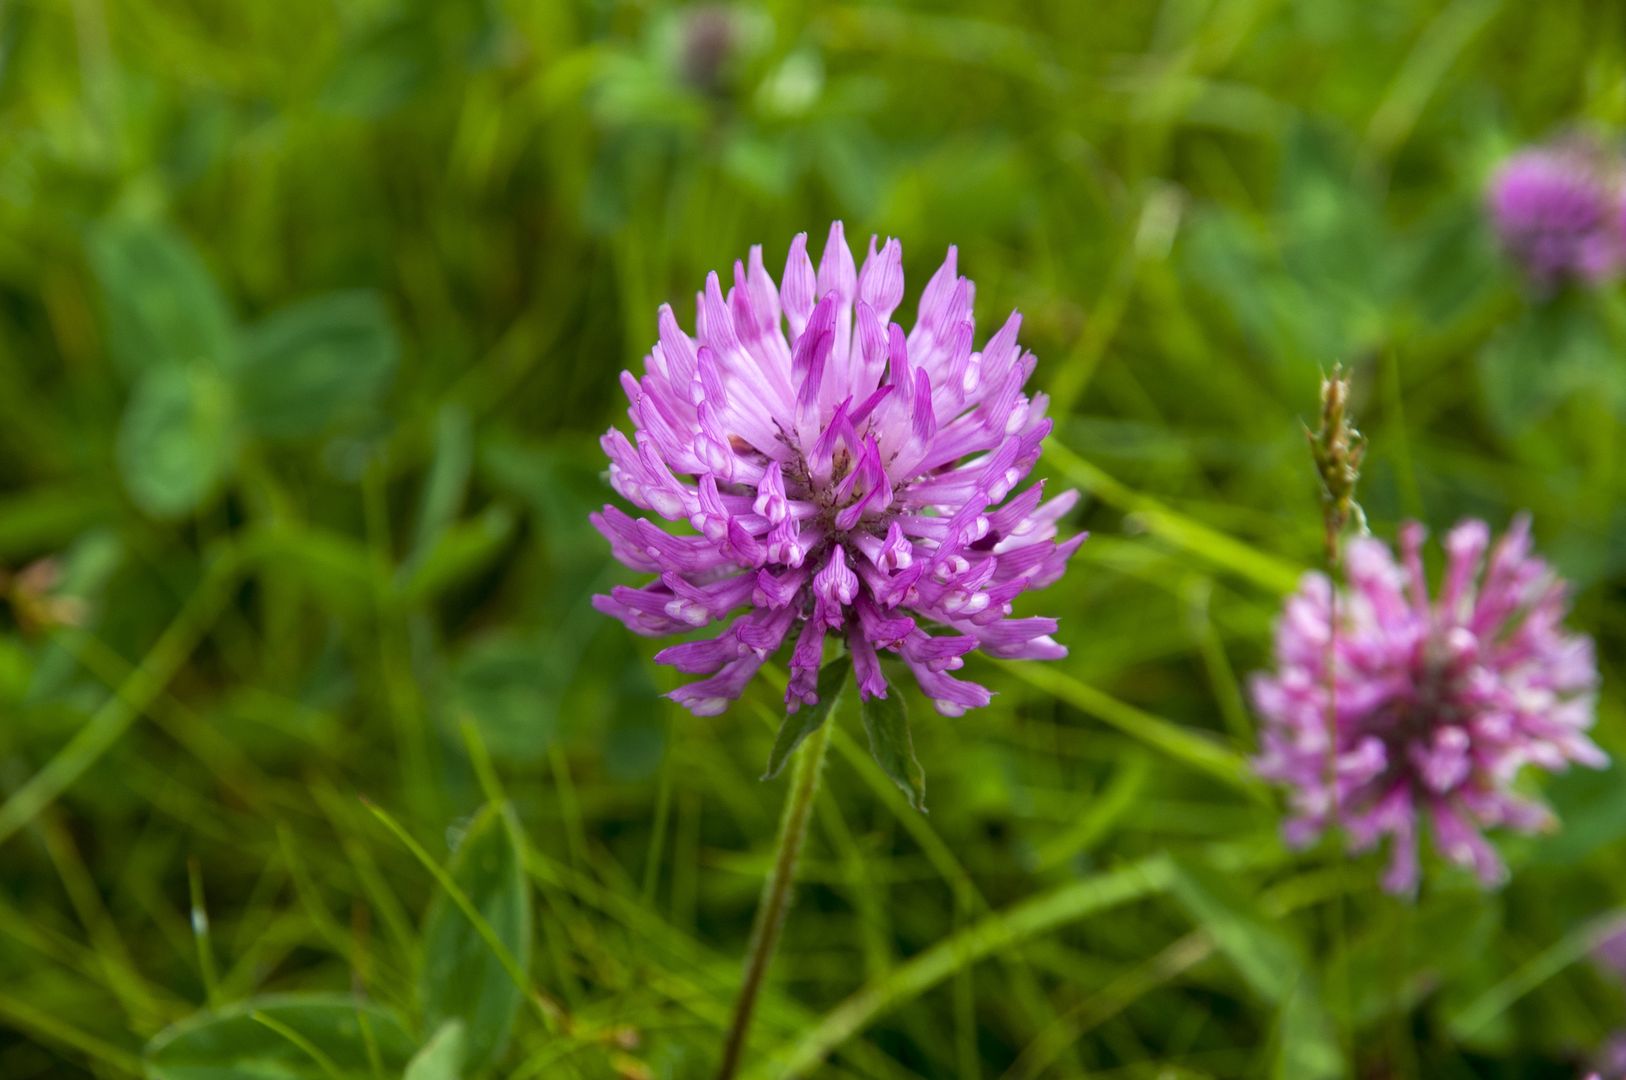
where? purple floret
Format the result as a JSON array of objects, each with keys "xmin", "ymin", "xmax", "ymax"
[{"xmin": 592, "ymin": 224, "xmax": 1084, "ymax": 717}]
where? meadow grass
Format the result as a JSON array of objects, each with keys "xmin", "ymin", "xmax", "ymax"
[{"xmin": 1, "ymin": 1, "xmax": 1624, "ymax": 1077}]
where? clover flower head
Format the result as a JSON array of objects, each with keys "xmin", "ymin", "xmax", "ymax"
[
  {"xmin": 592, "ymin": 224, "xmax": 1082, "ymax": 718},
  {"xmin": 1251, "ymin": 516, "xmax": 1605, "ymax": 894},
  {"xmin": 1487, "ymin": 143, "xmax": 1626, "ymax": 287}
]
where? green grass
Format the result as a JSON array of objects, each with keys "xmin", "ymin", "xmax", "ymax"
[{"xmin": 2, "ymin": 0, "xmax": 1625, "ymax": 1076}]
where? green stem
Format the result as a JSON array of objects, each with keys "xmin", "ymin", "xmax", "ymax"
[
  {"xmin": 1321, "ymin": 471, "xmax": 1357, "ymax": 1066},
  {"xmin": 717, "ymin": 715, "xmax": 832, "ymax": 1079}
]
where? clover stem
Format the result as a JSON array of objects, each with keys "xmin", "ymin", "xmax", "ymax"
[
  {"xmin": 1323, "ymin": 479, "xmax": 1353, "ymax": 1067},
  {"xmin": 716, "ymin": 709, "xmax": 833, "ymax": 1079}
]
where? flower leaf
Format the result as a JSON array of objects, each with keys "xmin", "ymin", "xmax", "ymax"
[
  {"xmin": 86, "ymin": 218, "xmax": 237, "ymax": 379},
  {"xmin": 233, "ymin": 290, "xmax": 399, "ymax": 440},
  {"xmin": 762, "ymin": 656, "xmax": 850, "ymax": 780},
  {"xmin": 117, "ymin": 364, "xmax": 238, "ymax": 519},
  {"xmin": 404, "ymin": 1021, "xmax": 466, "ymax": 1080},
  {"xmin": 860, "ymin": 689, "xmax": 927, "ymax": 812},
  {"xmin": 421, "ymin": 801, "xmax": 531, "ymax": 1073},
  {"xmin": 144, "ymin": 993, "xmax": 415, "ymax": 1079}
]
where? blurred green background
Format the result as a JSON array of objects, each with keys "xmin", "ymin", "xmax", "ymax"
[{"xmin": 3, "ymin": 1, "xmax": 1626, "ymax": 1077}]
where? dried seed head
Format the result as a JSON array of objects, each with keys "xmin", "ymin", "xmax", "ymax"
[
  {"xmin": 679, "ymin": 5, "xmax": 738, "ymax": 95},
  {"xmin": 1306, "ymin": 365, "xmax": 1367, "ymax": 561},
  {"xmin": 2, "ymin": 557, "xmax": 86, "ymax": 633}
]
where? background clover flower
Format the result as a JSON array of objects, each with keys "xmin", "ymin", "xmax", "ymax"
[
  {"xmin": 1251, "ymin": 516, "xmax": 1605, "ymax": 894},
  {"xmin": 592, "ymin": 223, "xmax": 1082, "ymax": 719},
  {"xmin": 1486, "ymin": 143, "xmax": 1626, "ymax": 288}
]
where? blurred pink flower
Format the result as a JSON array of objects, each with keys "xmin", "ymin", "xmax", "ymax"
[
  {"xmin": 1487, "ymin": 143, "xmax": 1626, "ymax": 288},
  {"xmin": 1252, "ymin": 516, "xmax": 1604, "ymax": 894}
]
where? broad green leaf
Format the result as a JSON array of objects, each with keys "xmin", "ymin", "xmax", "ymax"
[
  {"xmin": 144, "ymin": 993, "xmax": 415, "ymax": 1080},
  {"xmin": 422, "ymin": 802, "xmax": 531, "ymax": 1073},
  {"xmin": 234, "ymin": 291, "xmax": 398, "ymax": 440},
  {"xmin": 86, "ymin": 219, "xmax": 236, "ymax": 378},
  {"xmin": 116, "ymin": 365, "xmax": 237, "ymax": 519},
  {"xmin": 859, "ymin": 688, "xmax": 927, "ymax": 812},
  {"xmin": 404, "ymin": 1021, "xmax": 466, "ymax": 1080},
  {"xmin": 448, "ymin": 635, "xmax": 556, "ymax": 765},
  {"xmin": 763, "ymin": 656, "xmax": 850, "ymax": 780},
  {"xmin": 1168, "ymin": 860, "xmax": 1340, "ymax": 1079}
]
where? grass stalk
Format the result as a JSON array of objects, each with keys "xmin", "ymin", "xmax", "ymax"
[{"xmin": 717, "ymin": 714, "xmax": 833, "ymax": 1079}]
